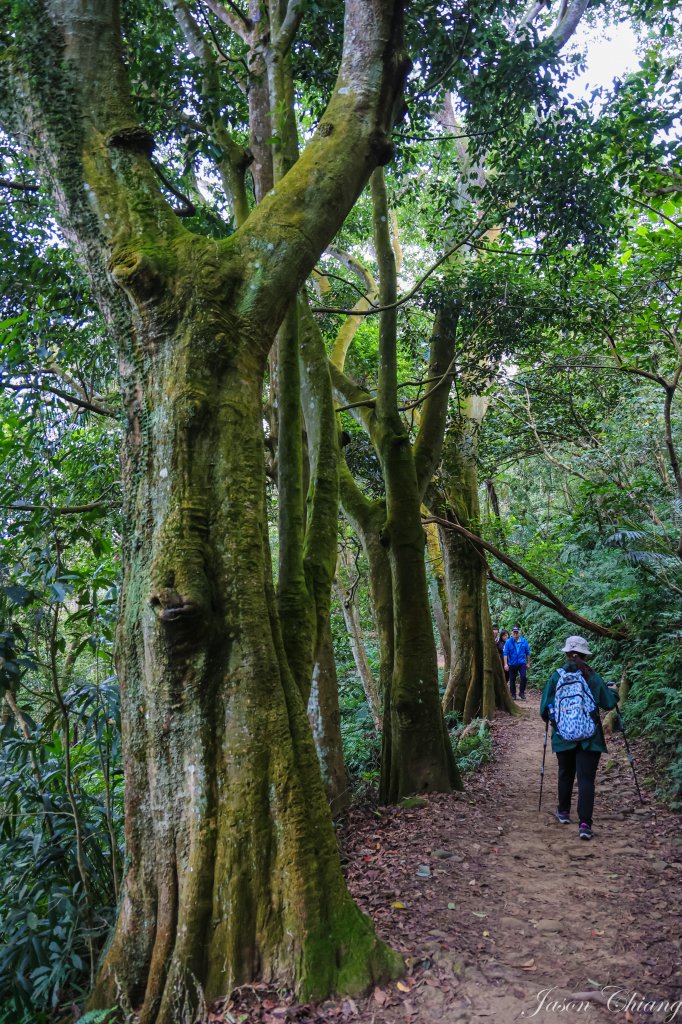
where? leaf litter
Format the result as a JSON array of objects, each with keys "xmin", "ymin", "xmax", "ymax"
[{"xmin": 208, "ymin": 696, "xmax": 681, "ymax": 1023}]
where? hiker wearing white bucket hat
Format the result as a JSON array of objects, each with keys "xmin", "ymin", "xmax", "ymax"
[
  {"xmin": 539, "ymin": 637, "xmax": 618, "ymax": 840},
  {"xmin": 562, "ymin": 636, "xmax": 592, "ymax": 656}
]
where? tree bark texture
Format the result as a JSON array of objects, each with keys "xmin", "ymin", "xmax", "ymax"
[
  {"xmin": 308, "ymin": 619, "xmax": 350, "ymax": 816},
  {"xmin": 2, "ymin": 0, "xmax": 408, "ymax": 1016},
  {"xmin": 331, "ymin": 176, "xmax": 461, "ymax": 802}
]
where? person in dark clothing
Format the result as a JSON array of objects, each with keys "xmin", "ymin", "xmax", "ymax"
[{"xmin": 539, "ymin": 635, "xmax": 618, "ymax": 840}]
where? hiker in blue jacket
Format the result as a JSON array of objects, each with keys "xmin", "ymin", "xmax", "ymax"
[
  {"xmin": 540, "ymin": 636, "xmax": 619, "ymax": 840},
  {"xmin": 503, "ymin": 626, "xmax": 530, "ymax": 700}
]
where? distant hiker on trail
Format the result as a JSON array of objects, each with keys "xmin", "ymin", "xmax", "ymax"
[
  {"xmin": 496, "ymin": 629, "xmax": 509, "ymax": 684},
  {"xmin": 539, "ymin": 636, "xmax": 619, "ymax": 841},
  {"xmin": 503, "ymin": 626, "xmax": 530, "ymax": 701}
]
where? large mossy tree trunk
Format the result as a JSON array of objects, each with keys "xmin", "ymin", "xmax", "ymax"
[
  {"xmin": 439, "ymin": 401, "xmax": 517, "ymax": 724},
  {"xmin": 332, "ymin": 171, "xmax": 461, "ymax": 803},
  {"xmin": 2, "ymin": 1, "xmax": 408, "ymax": 1018}
]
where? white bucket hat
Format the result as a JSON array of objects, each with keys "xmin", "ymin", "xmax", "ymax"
[{"xmin": 562, "ymin": 635, "xmax": 592, "ymax": 656}]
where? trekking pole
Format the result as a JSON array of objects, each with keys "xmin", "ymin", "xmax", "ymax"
[
  {"xmin": 616, "ymin": 702, "xmax": 645, "ymax": 805},
  {"xmin": 538, "ymin": 715, "xmax": 550, "ymax": 812}
]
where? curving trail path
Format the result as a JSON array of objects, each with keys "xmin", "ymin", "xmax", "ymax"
[{"xmin": 340, "ymin": 693, "xmax": 682, "ymax": 1024}]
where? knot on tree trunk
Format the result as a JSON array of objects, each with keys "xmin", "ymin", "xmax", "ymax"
[
  {"xmin": 369, "ymin": 130, "xmax": 394, "ymax": 166},
  {"xmin": 150, "ymin": 588, "xmax": 200, "ymax": 623},
  {"xmin": 106, "ymin": 124, "xmax": 155, "ymax": 156},
  {"xmin": 110, "ymin": 248, "xmax": 162, "ymax": 298}
]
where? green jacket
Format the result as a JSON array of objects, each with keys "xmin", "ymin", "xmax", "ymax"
[{"xmin": 539, "ymin": 660, "xmax": 618, "ymax": 754}]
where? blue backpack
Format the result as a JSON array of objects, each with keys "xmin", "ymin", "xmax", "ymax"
[{"xmin": 554, "ymin": 668, "xmax": 597, "ymax": 742}]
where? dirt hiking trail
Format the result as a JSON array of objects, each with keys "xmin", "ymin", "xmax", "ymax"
[{"xmin": 221, "ymin": 693, "xmax": 682, "ymax": 1024}]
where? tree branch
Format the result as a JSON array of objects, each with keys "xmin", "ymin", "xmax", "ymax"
[
  {"xmin": 486, "ymin": 567, "xmax": 560, "ymax": 612},
  {"xmin": 235, "ymin": 0, "xmax": 410, "ymax": 339},
  {"xmin": 424, "ymin": 512, "xmax": 628, "ymax": 639},
  {"xmin": 165, "ymin": 0, "xmax": 250, "ymax": 223},
  {"xmin": 614, "ymin": 189, "xmax": 682, "ymax": 231},
  {"xmin": 276, "ymin": 0, "xmax": 308, "ymax": 55},
  {"xmin": 413, "ymin": 311, "xmax": 458, "ymax": 497},
  {"xmin": 0, "ymin": 176, "xmax": 38, "ymax": 192},
  {"xmin": 203, "ymin": 0, "xmax": 252, "ymax": 40},
  {"xmin": 0, "ymin": 378, "xmax": 117, "ymax": 418},
  {"xmin": 549, "ymin": 0, "xmax": 590, "ymax": 51},
  {"xmin": 3, "ymin": 500, "xmax": 114, "ymax": 515},
  {"xmin": 311, "ymin": 214, "xmax": 489, "ymax": 317},
  {"xmin": 329, "ymin": 362, "xmax": 377, "ymax": 436},
  {"xmin": 372, "ymin": 166, "xmax": 399, "ymax": 419}
]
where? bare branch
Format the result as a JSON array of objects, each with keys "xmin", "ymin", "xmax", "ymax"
[
  {"xmin": 549, "ymin": 0, "xmax": 590, "ymax": 51},
  {"xmin": 0, "ymin": 176, "xmax": 38, "ymax": 193},
  {"xmin": 523, "ymin": 385, "xmax": 592, "ymax": 483},
  {"xmin": 517, "ymin": 0, "xmax": 547, "ymax": 29},
  {"xmin": 3, "ymin": 484, "xmax": 119, "ymax": 516},
  {"xmin": 486, "ymin": 567, "xmax": 560, "ymax": 612},
  {"xmin": 312, "ymin": 214, "xmax": 489, "ymax": 316},
  {"xmin": 616, "ymin": 189, "xmax": 682, "ymax": 231},
  {"xmin": 329, "ymin": 362, "xmax": 377, "ymax": 436},
  {"xmin": 0, "ymin": 378, "xmax": 117, "ymax": 418},
  {"xmin": 326, "ymin": 247, "xmax": 377, "ymax": 296},
  {"xmin": 2, "ymin": 500, "xmax": 114, "ymax": 516},
  {"xmin": 164, "ymin": 0, "xmax": 211, "ymax": 60},
  {"xmin": 425, "ymin": 512, "xmax": 628, "ymax": 639}
]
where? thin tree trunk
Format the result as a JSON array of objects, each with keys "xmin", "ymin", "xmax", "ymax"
[
  {"xmin": 424, "ymin": 518, "xmax": 450, "ymax": 684},
  {"xmin": 339, "ymin": 468, "xmax": 394, "ymax": 717},
  {"xmin": 335, "ymin": 577, "xmax": 383, "ymax": 731},
  {"xmin": 308, "ymin": 618, "xmax": 350, "ymax": 815},
  {"xmin": 371, "ymin": 170, "xmax": 460, "ymax": 803}
]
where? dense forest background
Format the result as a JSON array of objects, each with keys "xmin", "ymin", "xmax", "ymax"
[{"xmin": 0, "ymin": 0, "xmax": 681, "ymax": 1020}]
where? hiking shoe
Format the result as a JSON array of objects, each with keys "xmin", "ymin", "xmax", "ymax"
[
  {"xmin": 579, "ymin": 822, "xmax": 593, "ymax": 840},
  {"xmin": 519, "ymin": 694, "xmax": 527, "ymax": 701},
  {"xmin": 555, "ymin": 810, "xmax": 570, "ymax": 825}
]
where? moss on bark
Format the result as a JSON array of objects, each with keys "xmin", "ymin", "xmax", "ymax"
[
  {"xmin": 308, "ymin": 619, "xmax": 350, "ymax": 815},
  {"xmin": 5, "ymin": 4, "xmax": 410, "ymax": 1016}
]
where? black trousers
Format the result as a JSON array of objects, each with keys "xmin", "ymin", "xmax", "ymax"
[
  {"xmin": 509, "ymin": 663, "xmax": 527, "ymax": 697},
  {"xmin": 556, "ymin": 748, "xmax": 601, "ymax": 826}
]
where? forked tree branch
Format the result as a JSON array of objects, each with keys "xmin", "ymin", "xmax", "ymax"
[{"xmin": 203, "ymin": 0, "xmax": 252, "ymax": 40}]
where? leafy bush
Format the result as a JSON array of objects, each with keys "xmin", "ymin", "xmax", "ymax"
[
  {"xmin": 337, "ymin": 670, "xmax": 381, "ymax": 797},
  {"xmin": 0, "ymin": 679, "xmax": 122, "ymax": 1021}
]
